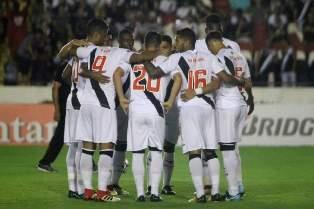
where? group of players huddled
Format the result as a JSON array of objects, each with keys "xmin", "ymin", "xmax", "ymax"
[{"xmin": 57, "ymin": 13, "xmax": 254, "ymax": 203}]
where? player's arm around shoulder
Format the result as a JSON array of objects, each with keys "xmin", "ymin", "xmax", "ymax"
[
  {"xmin": 57, "ymin": 39, "xmax": 89, "ymax": 60},
  {"xmin": 113, "ymin": 67, "xmax": 129, "ymax": 113}
]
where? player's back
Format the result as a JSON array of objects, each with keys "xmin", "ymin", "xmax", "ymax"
[
  {"xmin": 80, "ymin": 46, "xmax": 133, "ymax": 109},
  {"xmin": 128, "ymin": 55, "xmax": 170, "ymax": 115},
  {"xmin": 215, "ymin": 47, "xmax": 250, "ymax": 108},
  {"xmin": 175, "ymin": 50, "xmax": 217, "ymax": 108}
]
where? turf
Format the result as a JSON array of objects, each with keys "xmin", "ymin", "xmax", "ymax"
[{"xmin": 0, "ymin": 146, "xmax": 314, "ymax": 209}]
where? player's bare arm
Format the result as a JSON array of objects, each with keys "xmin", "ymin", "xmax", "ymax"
[
  {"xmin": 216, "ymin": 70, "xmax": 245, "ymax": 86},
  {"xmin": 143, "ymin": 61, "xmax": 166, "ymax": 79},
  {"xmin": 129, "ymin": 51, "xmax": 158, "ymax": 64},
  {"xmin": 57, "ymin": 39, "xmax": 88, "ymax": 60},
  {"xmin": 113, "ymin": 67, "xmax": 129, "ymax": 114},
  {"xmin": 163, "ymin": 72, "xmax": 182, "ymax": 112},
  {"xmin": 52, "ymin": 81, "xmax": 61, "ymax": 121},
  {"xmin": 244, "ymin": 78, "xmax": 254, "ymax": 115},
  {"xmin": 61, "ymin": 64, "xmax": 72, "ymax": 85},
  {"xmin": 79, "ymin": 62, "xmax": 110, "ymax": 84},
  {"xmin": 181, "ymin": 77, "xmax": 220, "ymax": 102}
]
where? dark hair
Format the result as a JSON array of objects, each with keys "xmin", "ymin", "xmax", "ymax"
[
  {"xmin": 206, "ymin": 14, "xmax": 221, "ymax": 25},
  {"xmin": 176, "ymin": 28, "xmax": 196, "ymax": 46},
  {"xmin": 206, "ymin": 14, "xmax": 222, "ymax": 32},
  {"xmin": 118, "ymin": 28, "xmax": 132, "ymax": 39},
  {"xmin": 205, "ymin": 31, "xmax": 223, "ymax": 43},
  {"xmin": 161, "ymin": 35, "xmax": 172, "ymax": 46},
  {"xmin": 87, "ymin": 19, "xmax": 108, "ymax": 35},
  {"xmin": 144, "ymin": 32, "xmax": 161, "ymax": 48}
]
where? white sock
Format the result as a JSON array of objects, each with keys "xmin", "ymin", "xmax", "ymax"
[
  {"xmin": 222, "ymin": 150, "xmax": 239, "ymax": 196},
  {"xmin": 163, "ymin": 152, "xmax": 174, "ymax": 186},
  {"xmin": 202, "ymin": 160, "xmax": 211, "ymax": 186},
  {"xmin": 132, "ymin": 153, "xmax": 145, "ymax": 197},
  {"xmin": 146, "ymin": 151, "xmax": 152, "ymax": 187},
  {"xmin": 207, "ymin": 158, "xmax": 220, "ymax": 195},
  {"xmin": 66, "ymin": 143, "xmax": 78, "ymax": 192},
  {"xmin": 189, "ymin": 157, "xmax": 204, "ymax": 198},
  {"xmin": 235, "ymin": 145, "xmax": 244, "ymax": 188},
  {"xmin": 150, "ymin": 151, "xmax": 163, "ymax": 195},
  {"xmin": 98, "ymin": 151, "xmax": 113, "ymax": 191},
  {"xmin": 80, "ymin": 149, "xmax": 94, "ymax": 190},
  {"xmin": 111, "ymin": 150, "xmax": 126, "ymax": 185},
  {"xmin": 75, "ymin": 142, "xmax": 84, "ymax": 194}
]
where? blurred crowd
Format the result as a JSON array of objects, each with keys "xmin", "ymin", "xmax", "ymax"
[{"xmin": 0, "ymin": 0, "xmax": 314, "ymax": 86}]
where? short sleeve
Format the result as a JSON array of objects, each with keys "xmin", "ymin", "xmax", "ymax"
[
  {"xmin": 117, "ymin": 48, "xmax": 134, "ymax": 64},
  {"xmin": 76, "ymin": 46, "xmax": 95, "ymax": 59},
  {"xmin": 159, "ymin": 53, "xmax": 180, "ymax": 74},
  {"xmin": 67, "ymin": 58, "xmax": 73, "ymax": 66},
  {"xmin": 118, "ymin": 62, "xmax": 131, "ymax": 74}
]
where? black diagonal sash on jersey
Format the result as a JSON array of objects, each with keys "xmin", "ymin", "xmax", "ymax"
[
  {"xmin": 164, "ymin": 79, "xmax": 174, "ymax": 102},
  {"xmin": 224, "ymin": 56, "xmax": 235, "ymax": 75},
  {"xmin": 178, "ymin": 56, "xmax": 215, "ymax": 109},
  {"xmin": 89, "ymin": 48, "xmax": 110, "ymax": 109},
  {"xmin": 71, "ymin": 83, "xmax": 81, "ymax": 110},
  {"xmin": 115, "ymin": 73, "xmax": 130, "ymax": 108},
  {"xmin": 132, "ymin": 69, "xmax": 164, "ymax": 118},
  {"xmin": 224, "ymin": 56, "xmax": 246, "ymax": 100}
]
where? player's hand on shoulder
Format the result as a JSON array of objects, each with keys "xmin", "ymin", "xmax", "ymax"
[
  {"xmin": 181, "ymin": 89, "xmax": 196, "ymax": 102},
  {"xmin": 119, "ymin": 97, "xmax": 129, "ymax": 114},
  {"xmin": 91, "ymin": 72, "xmax": 110, "ymax": 84}
]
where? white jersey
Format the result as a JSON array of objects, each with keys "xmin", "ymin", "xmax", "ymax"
[
  {"xmin": 215, "ymin": 47, "xmax": 251, "ymax": 109},
  {"xmin": 159, "ymin": 50, "xmax": 223, "ymax": 108},
  {"xmin": 120, "ymin": 55, "xmax": 174, "ymax": 116},
  {"xmin": 66, "ymin": 57, "xmax": 87, "ymax": 109},
  {"xmin": 195, "ymin": 38, "xmax": 241, "ymax": 54},
  {"xmin": 76, "ymin": 45, "xmax": 134, "ymax": 109}
]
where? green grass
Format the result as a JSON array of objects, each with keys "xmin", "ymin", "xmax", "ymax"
[{"xmin": 1, "ymin": 146, "xmax": 314, "ymax": 209}]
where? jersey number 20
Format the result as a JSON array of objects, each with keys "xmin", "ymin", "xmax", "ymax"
[{"xmin": 132, "ymin": 65, "xmax": 161, "ymax": 92}]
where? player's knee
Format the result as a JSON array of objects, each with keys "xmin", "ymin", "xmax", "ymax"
[
  {"xmin": 132, "ymin": 149, "xmax": 145, "ymax": 154},
  {"xmin": 148, "ymin": 146, "xmax": 162, "ymax": 152},
  {"xmin": 204, "ymin": 149, "xmax": 218, "ymax": 161},
  {"xmin": 219, "ymin": 143, "xmax": 236, "ymax": 151},
  {"xmin": 115, "ymin": 140, "xmax": 127, "ymax": 152},
  {"xmin": 163, "ymin": 141, "xmax": 175, "ymax": 153},
  {"xmin": 99, "ymin": 149, "xmax": 114, "ymax": 157}
]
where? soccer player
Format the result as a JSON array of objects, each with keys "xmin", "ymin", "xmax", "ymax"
[
  {"xmin": 143, "ymin": 28, "xmax": 246, "ymax": 203},
  {"xmin": 205, "ymin": 31, "xmax": 253, "ymax": 201},
  {"xmin": 108, "ymin": 29, "xmax": 135, "ymax": 196},
  {"xmin": 113, "ymin": 32, "xmax": 182, "ymax": 202},
  {"xmin": 195, "ymin": 14, "xmax": 254, "ymax": 197},
  {"xmin": 60, "ymin": 19, "xmax": 158, "ymax": 202},
  {"xmin": 146, "ymin": 35, "xmax": 178, "ymax": 195}
]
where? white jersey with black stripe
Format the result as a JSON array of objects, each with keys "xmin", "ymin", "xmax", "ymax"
[
  {"xmin": 119, "ymin": 55, "xmax": 173, "ymax": 115},
  {"xmin": 76, "ymin": 45, "xmax": 134, "ymax": 108},
  {"xmin": 215, "ymin": 47, "xmax": 251, "ymax": 109},
  {"xmin": 159, "ymin": 49, "xmax": 224, "ymax": 108}
]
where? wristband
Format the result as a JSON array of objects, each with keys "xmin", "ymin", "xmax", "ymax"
[{"xmin": 194, "ymin": 88, "xmax": 203, "ymax": 95}]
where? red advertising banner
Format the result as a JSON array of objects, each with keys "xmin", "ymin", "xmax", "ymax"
[{"xmin": 0, "ymin": 104, "xmax": 57, "ymax": 145}]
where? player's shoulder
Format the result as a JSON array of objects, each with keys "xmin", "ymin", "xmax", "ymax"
[
  {"xmin": 153, "ymin": 55, "xmax": 168, "ymax": 65},
  {"xmin": 222, "ymin": 38, "xmax": 241, "ymax": 52}
]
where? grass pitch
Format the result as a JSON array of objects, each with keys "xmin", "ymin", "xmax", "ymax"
[{"xmin": 0, "ymin": 146, "xmax": 314, "ymax": 209}]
